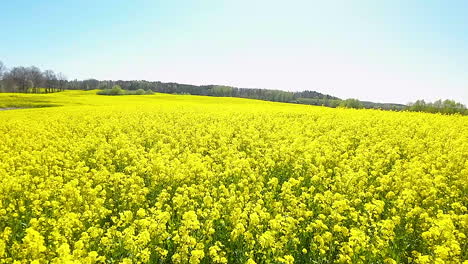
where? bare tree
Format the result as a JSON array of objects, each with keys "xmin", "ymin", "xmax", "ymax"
[
  {"xmin": 43, "ymin": 70, "xmax": 57, "ymax": 93},
  {"xmin": 0, "ymin": 61, "xmax": 5, "ymax": 92},
  {"xmin": 0, "ymin": 61, "xmax": 6, "ymax": 92},
  {"xmin": 0, "ymin": 61, "xmax": 5, "ymax": 79},
  {"xmin": 6, "ymin": 67, "xmax": 29, "ymax": 93},
  {"xmin": 27, "ymin": 66, "xmax": 44, "ymax": 93},
  {"xmin": 0, "ymin": 63, "xmax": 68, "ymax": 93},
  {"xmin": 57, "ymin": 72, "xmax": 67, "ymax": 91}
]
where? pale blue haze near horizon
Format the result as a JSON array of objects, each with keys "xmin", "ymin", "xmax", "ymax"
[{"xmin": 1, "ymin": 0, "xmax": 467, "ymax": 104}]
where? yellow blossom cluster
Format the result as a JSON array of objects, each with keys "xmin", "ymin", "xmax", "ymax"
[{"xmin": 0, "ymin": 91, "xmax": 467, "ymax": 263}]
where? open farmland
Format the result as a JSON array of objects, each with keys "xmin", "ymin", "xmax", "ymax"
[{"xmin": 0, "ymin": 91, "xmax": 467, "ymax": 263}]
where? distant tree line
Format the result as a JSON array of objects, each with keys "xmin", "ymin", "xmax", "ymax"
[
  {"xmin": 0, "ymin": 61, "xmax": 339, "ymax": 102},
  {"xmin": 1, "ymin": 60, "xmax": 466, "ymax": 115},
  {"xmin": 97, "ymin": 85, "xmax": 154, "ymax": 95},
  {"xmin": 406, "ymin": 99, "xmax": 467, "ymax": 115},
  {"xmin": 72, "ymin": 79, "xmax": 339, "ymax": 103},
  {"xmin": 295, "ymin": 97, "xmax": 408, "ymax": 110},
  {"xmin": 0, "ymin": 61, "xmax": 66, "ymax": 93}
]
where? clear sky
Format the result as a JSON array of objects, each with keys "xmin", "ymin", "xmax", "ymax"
[{"xmin": 1, "ymin": 0, "xmax": 467, "ymax": 104}]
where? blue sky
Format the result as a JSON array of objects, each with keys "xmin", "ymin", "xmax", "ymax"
[{"xmin": 1, "ymin": 0, "xmax": 467, "ymax": 104}]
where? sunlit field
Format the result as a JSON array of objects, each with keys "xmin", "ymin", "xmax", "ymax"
[{"xmin": 0, "ymin": 91, "xmax": 467, "ymax": 263}]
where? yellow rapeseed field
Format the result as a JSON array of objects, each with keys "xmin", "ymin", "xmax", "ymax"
[{"xmin": 0, "ymin": 91, "xmax": 467, "ymax": 264}]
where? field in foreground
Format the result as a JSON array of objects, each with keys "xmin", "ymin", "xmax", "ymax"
[{"xmin": 0, "ymin": 91, "xmax": 467, "ymax": 264}]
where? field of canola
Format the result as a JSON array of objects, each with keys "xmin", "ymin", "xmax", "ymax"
[{"xmin": 0, "ymin": 91, "xmax": 467, "ymax": 264}]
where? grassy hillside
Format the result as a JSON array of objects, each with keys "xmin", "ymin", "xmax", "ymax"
[{"xmin": 0, "ymin": 91, "xmax": 467, "ymax": 263}]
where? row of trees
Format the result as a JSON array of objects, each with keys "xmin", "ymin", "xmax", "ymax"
[
  {"xmin": 298, "ymin": 97, "xmax": 467, "ymax": 114},
  {"xmin": 1, "ymin": 60, "xmax": 466, "ymax": 115},
  {"xmin": 295, "ymin": 97, "xmax": 407, "ymax": 110},
  {"xmin": 65, "ymin": 80, "xmax": 338, "ymax": 103},
  {"xmin": 97, "ymin": 85, "xmax": 154, "ymax": 95},
  {"xmin": 0, "ymin": 61, "xmax": 67, "ymax": 93},
  {"xmin": 0, "ymin": 61, "xmax": 338, "ymax": 102},
  {"xmin": 407, "ymin": 99, "xmax": 467, "ymax": 115}
]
